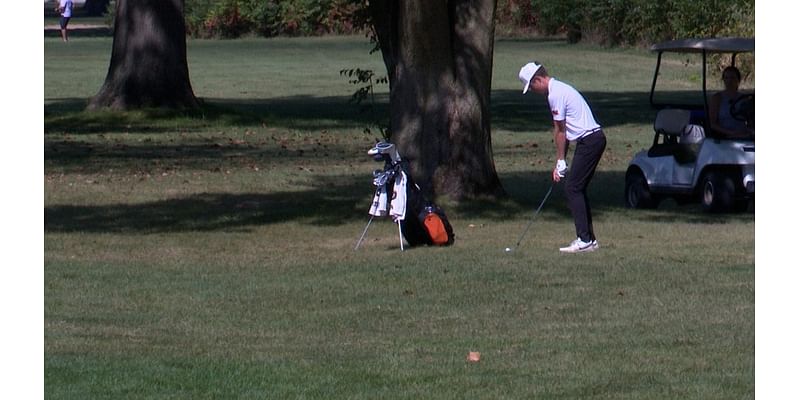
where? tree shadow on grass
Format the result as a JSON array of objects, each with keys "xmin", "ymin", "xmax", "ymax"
[
  {"xmin": 45, "ymin": 89, "xmax": 661, "ymax": 137},
  {"xmin": 45, "ymin": 27, "xmax": 112, "ymax": 38},
  {"xmin": 459, "ymin": 170, "xmax": 754, "ymax": 225},
  {"xmin": 491, "ymin": 90, "xmax": 657, "ymax": 133},
  {"xmin": 44, "ymin": 85, "xmax": 751, "ymax": 233},
  {"xmin": 45, "ymin": 170, "xmax": 753, "ymax": 235},
  {"xmin": 44, "ymin": 95, "xmax": 386, "ymax": 135},
  {"xmin": 45, "ymin": 135, "xmax": 363, "ymax": 175},
  {"xmin": 45, "ymin": 178, "xmax": 376, "ymax": 234}
]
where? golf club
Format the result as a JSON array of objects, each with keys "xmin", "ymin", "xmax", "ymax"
[{"xmin": 506, "ymin": 183, "xmax": 554, "ymax": 252}]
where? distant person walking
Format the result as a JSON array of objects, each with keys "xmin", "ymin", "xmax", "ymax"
[{"xmin": 56, "ymin": 0, "xmax": 74, "ymax": 42}]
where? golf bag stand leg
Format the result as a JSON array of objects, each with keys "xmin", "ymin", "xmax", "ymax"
[
  {"xmin": 354, "ymin": 216, "xmax": 375, "ymax": 250},
  {"xmin": 397, "ymin": 221, "xmax": 405, "ymax": 251}
]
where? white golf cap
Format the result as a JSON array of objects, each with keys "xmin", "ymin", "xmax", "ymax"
[{"xmin": 519, "ymin": 62, "xmax": 542, "ymax": 94}]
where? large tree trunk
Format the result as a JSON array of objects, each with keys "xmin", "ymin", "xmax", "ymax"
[
  {"xmin": 88, "ymin": 0, "xmax": 199, "ymax": 110},
  {"xmin": 368, "ymin": 0, "xmax": 504, "ymax": 200}
]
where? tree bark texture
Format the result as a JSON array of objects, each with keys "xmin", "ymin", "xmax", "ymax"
[
  {"xmin": 88, "ymin": 0, "xmax": 199, "ymax": 110},
  {"xmin": 368, "ymin": 0, "xmax": 504, "ymax": 200}
]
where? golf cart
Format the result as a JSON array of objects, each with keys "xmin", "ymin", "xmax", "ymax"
[{"xmin": 624, "ymin": 38, "xmax": 754, "ymax": 212}]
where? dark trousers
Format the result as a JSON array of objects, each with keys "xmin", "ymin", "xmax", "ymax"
[{"xmin": 565, "ymin": 130, "xmax": 606, "ymax": 242}]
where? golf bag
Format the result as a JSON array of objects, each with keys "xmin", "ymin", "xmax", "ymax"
[{"xmin": 365, "ymin": 141, "xmax": 454, "ymax": 247}]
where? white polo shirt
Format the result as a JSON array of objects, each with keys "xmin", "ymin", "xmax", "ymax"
[
  {"xmin": 60, "ymin": 0, "xmax": 73, "ymax": 18},
  {"xmin": 547, "ymin": 78, "xmax": 601, "ymax": 141}
]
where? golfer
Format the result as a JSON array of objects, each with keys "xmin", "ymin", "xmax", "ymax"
[{"xmin": 519, "ymin": 61, "xmax": 606, "ymax": 253}]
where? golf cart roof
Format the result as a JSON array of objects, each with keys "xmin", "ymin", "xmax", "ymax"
[
  {"xmin": 650, "ymin": 37, "xmax": 754, "ymax": 54},
  {"xmin": 647, "ymin": 37, "xmax": 755, "ymax": 110}
]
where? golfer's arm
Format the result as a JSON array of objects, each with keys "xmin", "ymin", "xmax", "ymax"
[{"xmin": 553, "ymin": 119, "xmax": 568, "ymax": 160}]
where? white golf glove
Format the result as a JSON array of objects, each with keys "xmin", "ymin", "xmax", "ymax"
[{"xmin": 556, "ymin": 159, "xmax": 568, "ymax": 177}]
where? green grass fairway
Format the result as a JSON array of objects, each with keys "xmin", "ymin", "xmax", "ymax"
[{"xmin": 45, "ymin": 35, "xmax": 754, "ymax": 399}]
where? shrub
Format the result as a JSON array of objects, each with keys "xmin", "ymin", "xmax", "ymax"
[
  {"xmin": 180, "ymin": 0, "xmax": 754, "ymax": 66},
  {"xmin": 184, "ymin": 0, "xmax": 363, "ymax": 38},
  {"xmin": 508, "ymin": 0, "xmax": 753, "ymax": 47},
  {"xmin": 495, "ymin": 0, "xmax": 538, "ymax": 36},
  {"xmin": 207, "ymin": 1, "xmax": 253, "ymax": 38},
  {"xmin": 319, "ymin": 0, "xmax": 363, "ymax": 34}
]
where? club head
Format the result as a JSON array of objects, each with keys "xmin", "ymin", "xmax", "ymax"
[{"xmin": 367, "ymin": 141, "xmax": 400, "ymax": 163}]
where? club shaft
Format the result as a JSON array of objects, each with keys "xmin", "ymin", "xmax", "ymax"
[{"xmin": 514, "ymin": 184, "xmax": 554, "ymax": 247}]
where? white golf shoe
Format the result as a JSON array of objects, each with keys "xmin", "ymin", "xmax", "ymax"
[{"xmin": 559, "ymin": 238, "xmax": 598, "ymax": 253}]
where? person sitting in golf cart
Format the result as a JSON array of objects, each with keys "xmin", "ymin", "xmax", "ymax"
[{"xmin": 709, "ymin": 66, "xmax": 754, "ymax": 139}]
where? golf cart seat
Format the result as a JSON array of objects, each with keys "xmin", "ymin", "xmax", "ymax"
[
  {"xmin": 648, "ymin": 109, "xmax": 702, "ymax": 163},
  {"xmin": 655, "ymin": 108, "xmax": 690, "ymax": 136}
]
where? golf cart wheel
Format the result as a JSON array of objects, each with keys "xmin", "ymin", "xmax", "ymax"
[
  {"xmin": 625, "ymin": 169, "xmax": 658, "ymax": 209},
  {"xmin": 701, "ymin": 171, "xmax": 736, "ymax": 213}
]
